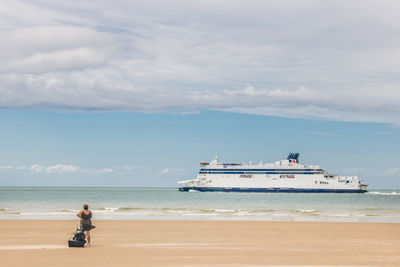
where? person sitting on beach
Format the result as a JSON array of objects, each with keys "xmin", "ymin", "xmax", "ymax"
[{"xmin": 76, "ymin": 204, "xmax": 94, "ymax": 247}]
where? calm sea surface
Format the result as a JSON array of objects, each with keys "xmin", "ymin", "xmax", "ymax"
[{"xmin": 1, "ymin": 187, "xmax": 399, "ymax": 222}]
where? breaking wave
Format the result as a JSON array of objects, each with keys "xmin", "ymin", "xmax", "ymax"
[
  {"xmin": 2, "ymin": 211, "xmax": 21, "ymax": 215},
  {"xmin": 290, "ymin": 209, "xmax": 318, "ymax": 214},
  {"xmin": 367, "ymin": 191, "xmax": 400, "ymax": 196},
  {"xmin": 253, "ymin": 209, "xmax": 276, "ymax": 213},
  {"xmin": 56, "ymin": 209, "xmax": 73, "ymax": 213},
  {"xmin": 117, "ymin": 207, "xmax": 143, "ymax": 211}
]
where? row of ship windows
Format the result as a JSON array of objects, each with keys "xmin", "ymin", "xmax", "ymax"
[
  {"xmin": 201, "ymin": 175, "xmax": 351, "ymax": 186},
  {"xmin": 202, "ymin": 176, "xmax": 334, "ymax": 185},
  {"xmin": 199, "ymin": 172, "xmax": 323, "ymax": 175},
  {"xmin": 200, "ymin": 169, "xmax": 323, "ymax": 172},
  {"xmin": 225, "ymin": 175, "xmax": 313, "ymax": 179},
  {"xmin": 208, "ymin": 174, "xmax": 351, "ymax": 185},
  {"xmin": 238, "ymin": 175, "xmax": 295, "ymax": 179}
]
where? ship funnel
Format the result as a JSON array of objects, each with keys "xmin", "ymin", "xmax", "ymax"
[{"xmin": 287, "ymin": 153, "xmax": 299, "ymax": 163}]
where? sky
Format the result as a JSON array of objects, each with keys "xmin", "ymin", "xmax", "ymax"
[{"xmin": 0, "ymin": 1, "xmax": 399, "ymax": 189}]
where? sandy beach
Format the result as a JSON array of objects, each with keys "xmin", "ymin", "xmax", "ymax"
[{"xmin": 0, "ymin": 220, "xmax": 399, "ymax": 266}]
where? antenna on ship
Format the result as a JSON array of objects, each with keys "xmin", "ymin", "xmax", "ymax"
[{"xmin": 210, "ymin": 155, "xmax": 218, "ymax": 164}]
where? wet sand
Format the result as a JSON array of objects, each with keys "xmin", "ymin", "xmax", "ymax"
[{"xmin": 0, "ymin": 220, "xmax": 399, "ymax": 266}]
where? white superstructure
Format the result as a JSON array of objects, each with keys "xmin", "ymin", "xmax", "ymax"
[{"xmin": 178, "ymin": 153, "xmax": 368, "ymax": 193}]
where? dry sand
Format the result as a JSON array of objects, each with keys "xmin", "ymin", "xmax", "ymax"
[{"xmin": 0, "ymin": 220, "xmax": 399, "ymax": 266}]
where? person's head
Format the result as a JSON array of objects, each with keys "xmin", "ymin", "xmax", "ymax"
[{"xmin": 83, "ymin": 204, "xmax": 89, "ymax": 210}]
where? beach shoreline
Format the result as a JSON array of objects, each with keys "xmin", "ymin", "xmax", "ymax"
[
  {"xmin": 2, "ymin": 188, "xmax": 400, "ymax": 223},
  {"xmin": 0, "ymin": 220, "xmax": 399, "ymax": 266}
]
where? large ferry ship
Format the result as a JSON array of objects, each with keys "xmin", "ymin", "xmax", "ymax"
[{"xmin": 178, "ymin": 153, "xmax": 368, "ymax": 193}]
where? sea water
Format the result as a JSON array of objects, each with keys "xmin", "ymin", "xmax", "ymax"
[{"xmin": 1, "ymin": 187, "xmax": 399, "ymax": 222}]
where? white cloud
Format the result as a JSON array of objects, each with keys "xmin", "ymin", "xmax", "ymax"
[
  {"xmin": 158, "ymin": 168, "xmax": 184, "ymax": 175},
  {"xmin": 96, "ymin": 168, "xmax": 113, "ymax": 174},
  {"xmin": 0, "ymin": 165, "xmax": 14, "ymax": 171},
  {"xmin": 180, "ymin": 111, "xmax": 201, "ymax": 115},
  {"xmin": 385, "ymin": 168, "xmax": 400, "ymax": 175},
  {"xmin": 29, "ymin": 164, "xmax": 80, "ymax": 173},
  {"xmin": 8, "ymin": 164, "xmax": 131, "ymax": 175},
  {"xmin": 1, "ymin": 1, "xmax": 400, "ymax": 123},
  {"xmin": 158, "ymin": 168, "xmax": 170, "ymax": 175},
  {"xmin": 45, "ymin": 164, "xmax": 80, "ymax": 173},
  {"xmin": 0, "ymin": 26, "xmax": 115, "ymax": 73},
  {"xmin": 115, "ymin": 166, "xmax": 140, "ymax": 173},
  {"xmin": 29, "ymin": 164, "xmax": 45, "ymax": 173}
]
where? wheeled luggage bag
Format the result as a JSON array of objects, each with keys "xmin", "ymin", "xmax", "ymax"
[{"xmin": 68, "ymin": 228, "xmax": 86, "ymax": 247}]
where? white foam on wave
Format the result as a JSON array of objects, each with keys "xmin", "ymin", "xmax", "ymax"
[
  {"xmin": 291, "ymin": 209, "xmax": 318, "ymax": 214},
  {"xmin": 214, "ymin": 209, "xmax": 236, "ymax": 213},
  {"xmin": 97, "ymin": 207, "xmax": 118, "ymax": 211},
  {"xmin": 0, "ymin": 207, "xmax": 20, "ymax": 215},
  {"xmin": 236, "ymin": 211, "xmax": 250, "ymax": 215},
  {"xmin": 92, "ymin": 207, "xmax": 120, "ymax": 214},
  {"xmin": 325, "ymin": 213, "xmax": 354, "ymax": 217},
  {"xmin": 367, "ymin": 191, "xmax": 400, "ymax": 196},
  {"xmin": 56, "ymin": 209, "xmax": 76, "ymax": 213}
]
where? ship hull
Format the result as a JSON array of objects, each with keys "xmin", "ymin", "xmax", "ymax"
[{"xmin": 179, "ymin": 187, "xmax": 367, "ymax": 193}]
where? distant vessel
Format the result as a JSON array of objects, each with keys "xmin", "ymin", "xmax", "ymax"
[{"xmin": 178, "ymin": 153, "xmax": 368, "ymax": 193}]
